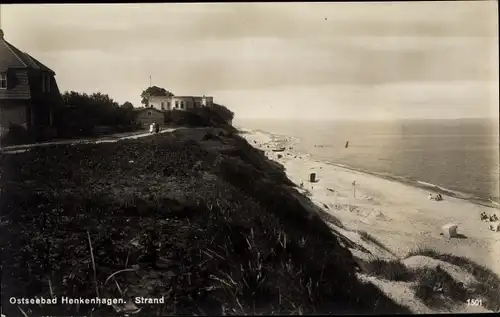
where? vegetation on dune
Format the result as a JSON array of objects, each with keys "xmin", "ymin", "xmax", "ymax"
[
  {"xmin": 406, "ymin": 248, "xmax": 500, "ymax": 312},
  {"xmin": 357, "ymin": 246, "xmax": 500, "ymax": 312},
  {"xmin": 163, "ymin": 104, "xmax": 235, "ymax": 130},
  {"xmin": 360, "ymin": 259, "xmax": 414, "ymax": 282},
  {"xmin": 0, "ymin": 128, "xmax": 410, "ymax": 316},
  {"xmin": 412, "ymin": 266, "xmax": 468, "ymax": 309},
  {"xmin": 357, "ymin": 230, "xmax": 396, "ymax": 257}
]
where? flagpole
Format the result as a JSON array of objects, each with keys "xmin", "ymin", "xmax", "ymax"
[{"xmin": 148, "ymin": 75, "xmax": 152, "ymax": 107}]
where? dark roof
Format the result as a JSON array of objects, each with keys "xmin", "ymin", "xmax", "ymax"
[
  {"xmin": 0, "ymin": 29, "xmax": 55, "ymax": 74},
  {"xmin": 133, "ymin": 107, "xmax": 164, "ymax": 113}
]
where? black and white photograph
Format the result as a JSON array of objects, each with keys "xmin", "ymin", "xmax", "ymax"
[{"xmin": 1, "ymin": 1, "xmax": 499, "ymax": 315}]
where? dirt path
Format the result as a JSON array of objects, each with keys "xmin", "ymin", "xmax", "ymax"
[{"xmin": 0, "ymin": 128, "xmax": 178, "ymax": 154}]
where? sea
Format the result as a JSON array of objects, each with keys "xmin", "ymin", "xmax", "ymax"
[{"xmin": 235, "ymin": 118, "xmax": 500, "ymax": 206}]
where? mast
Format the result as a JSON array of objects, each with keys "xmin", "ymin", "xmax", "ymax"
[{"xmin": 0, "ymin": 4, "xmax": 3, "ymax": 36}]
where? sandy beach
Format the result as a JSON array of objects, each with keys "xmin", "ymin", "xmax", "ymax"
[{"xmin": 239, "ymin": 128, "xmax": 500, "ymax": 313}]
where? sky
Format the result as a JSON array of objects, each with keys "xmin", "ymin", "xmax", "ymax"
[{"xmin": 1, "ymin": 2, "xmax": 498, "ymax": 120}]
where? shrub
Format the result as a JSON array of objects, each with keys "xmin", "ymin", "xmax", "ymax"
[
  {"xmin": 406, "ymin": 248, "xmax": 500, "ymax": 311},
  {"xmin": 361, "ymin": 259, "xmax": 414, "ymax": 282},
  {"xmin": 413, "ymin": 266, "xmax": 468, "ymax": 308}
]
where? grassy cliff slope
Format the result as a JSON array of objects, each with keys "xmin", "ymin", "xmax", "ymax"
[{"xmin": 0, "ymin": 127, "xmax": 410, "ymax": 316}]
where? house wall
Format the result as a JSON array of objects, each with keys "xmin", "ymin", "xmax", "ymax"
[
  {"xmin": 0, "ymin": 69, "xmax": 63, "ymax": 130},
  {"xmin": 170, "ymin": 96, "xmax": 195, "ymax": 111},
  {"xmin": 0, "ymin": 100, "xmax": 29, "ymax": 136},
  {"xmin": 29, "ymin": 70, "xmax": 63, "ymax": 102},
  {"xmin": 0, "ymin": 69, "xmax": 31, "ymax": 100},
  {"xmin": 201, "ymin": 96, "xmax": 214, "ymax": 107},
  {"xmin": 148, "ymin": 96, "xmax": 170, "ymax": 111},
  {"xmin": 135, "ymin": 109, "xmax": 165, "ymax": 128},
  {"xmin": 149, "ymin": 95, "xmax": 214, "ymax": 112}
]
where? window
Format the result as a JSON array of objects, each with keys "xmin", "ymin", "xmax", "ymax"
[
  {"xmin": 40, "ymin": 73, "xmax": 51, "ymax": 92},
  {"xmin": 41, "ymin": 74, "xmax": 46, "ymax": 92},
  {"xmin": 161, "ymin": 102, "xmax": 165, "ymax": 110},
  {"xmin": 147, "ymin": 111, "xmax": 152, "ymax": 116},
  {"xmin": 0, "ymin": 73, "xmax": 6, "ymax": 89},
  {"xmin": 175, "ymin": 101, "xmax": 179, "ymax": 109},
  {"xmin": 167, "ymin": 101, "xmax": 171, "ymax": 109},
  {"xmin": 46, "ymin": 74, "xmax": 51, "ymax": 92}
]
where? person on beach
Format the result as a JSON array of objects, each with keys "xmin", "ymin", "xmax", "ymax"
[
  {"xmin": 154, "ymin": 122, "xmax": 160, "ymax": 134},
  {"xmin": 428, "ymin": 193, "xmax": 434, "ymax": 200},
  {"xmin": 149, "ymin": 123, "xmax": 154, "ymax": 134}
]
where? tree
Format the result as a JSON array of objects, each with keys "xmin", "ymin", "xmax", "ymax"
[
  {"xmin": 56, "ymin": 91, "xmax": 136, "ymax": 136},
  {"xmin": 121, "ymin": 101, "xmax": 134, "ymax": 110},
  {"xmin": 140, "ymin": 86, "xmax": 174, "ymax": 106},
  {"xmin": 118, "ymin": 101, "xmax": 136, "ymax": 126},
  {"xmin": 212, "ymin": 103, "xmax": 234, "ymax": 124}
]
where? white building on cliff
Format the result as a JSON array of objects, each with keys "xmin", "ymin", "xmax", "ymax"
[{"xmin": 148, "ymin": 95, "xmax": 214, "ymax": 111}]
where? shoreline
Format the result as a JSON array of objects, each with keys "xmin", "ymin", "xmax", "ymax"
[
  {"xmin": 326, "ymin": 162, "xmax": 499, "ymax": 210},
  {"xmin": 238, "ymin": 127, "xmax": 500, "ymax": 277},
  {"xmin": 237, "ymin": 127, "xmax": 499, "ymax": 210}
]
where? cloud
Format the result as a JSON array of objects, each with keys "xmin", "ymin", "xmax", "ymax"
[
  {"xmin": 1, "ymin": 2, "xmax": 497, "ymax": 118},
  {"xmin": 29, "ymin": 34, "xmax": 495, "ymax": 93},
  {"xmin": 214, "ymin": 81, "xmax": 498, "ymax": 120},
  {"xmin": 4, "ymin": 1, "xmax": 496, "ymax": 52}
]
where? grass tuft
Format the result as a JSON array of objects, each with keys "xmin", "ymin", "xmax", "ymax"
[
  {"xmin": 360, "ymin": 259, "xmax": 414, "ymax": 282},
  {"xmin": 86, "ymin": 231, "xmax": 100, "ymax": 299},
  {"xmin": 412, "ymin": 266, "xmax": 467, "ymax": 309},
  {"xmin": 357, "ymin": 231, "xmax": 395, "ymax": 256},
  {"xmin": 406, "ymin": 248, "xmax": 500, "ymax": 312}
]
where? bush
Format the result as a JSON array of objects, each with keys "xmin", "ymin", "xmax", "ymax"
[
  {"xmin": 167, "ymin": 110, "xmax": 210, "ymax": 127},
  {"xmin": 360, "ymin": 259, "xmax": 414, "ymax": 282},
  {"xmin": 413, "ymin": 266, "xmax": 468, "ymax": 308},
  {"xmin": 357, "ymin": 231, "xmax": 396, "ymax": 256},
  {"xmin": 406, "ymin": 248, "xmax": 500, "ymax": 311}
]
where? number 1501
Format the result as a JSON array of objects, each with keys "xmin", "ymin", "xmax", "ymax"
[{"xmin": 467, "ymin": 299, "xmax": 483, "ymax": 306}]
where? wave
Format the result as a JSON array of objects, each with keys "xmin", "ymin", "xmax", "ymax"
[
  {"xmin": 415, "ymin": 180, "xmax": 461, "ymax": 196},
  {"xmin": 327, "ymin": 162, "xmax": 499, "ymax": 208}
]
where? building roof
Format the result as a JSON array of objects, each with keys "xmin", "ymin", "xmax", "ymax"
[
  {"xmin": 0, "ymin": 29, "xmax": 55, "ymax": 74},
  {"xmin": 149, "ymin": 95, "xmax": 213, "ymax": 99},
  {"xmin": 133, "ymin": 107, "xmax": 164, "ymax": 113}
]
